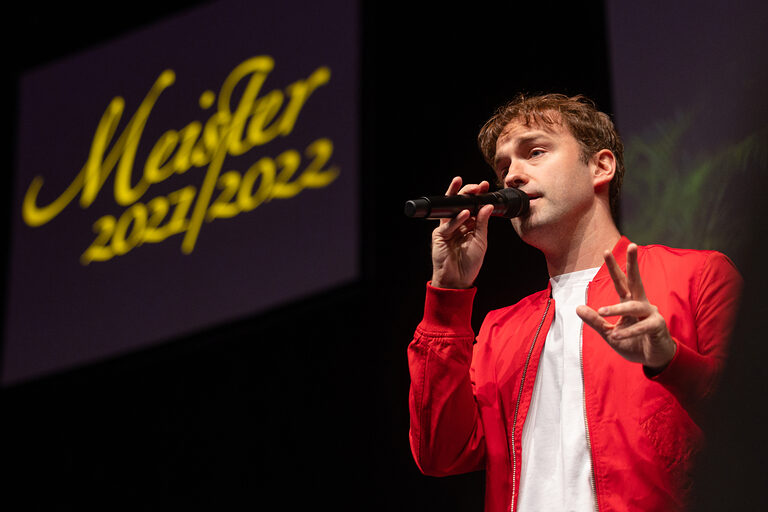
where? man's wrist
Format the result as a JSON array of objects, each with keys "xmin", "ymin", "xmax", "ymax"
[
  {"xmin": 644, "ymin": 337, "xmax": 677, "ymax": 376},
  {"xmin": 431, "ymin": 277, "xmax": 472, "ymax": 290}
]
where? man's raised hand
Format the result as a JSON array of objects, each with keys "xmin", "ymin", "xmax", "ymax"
[{"xmin": 576, "ymin": 243, "xmax": 677, "ymax": 372}]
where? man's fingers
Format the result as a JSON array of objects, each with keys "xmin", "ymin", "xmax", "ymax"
[
  {"xmin": 604, "ymin": 250, "xmax": 630, "ymax": 300},
  {"xmin": 437, "ymin": 204, "xmax": 491, "ymax": 241},
  {"xmin": 436, "ymin": 209, "xmax": 472, "ymax": 236},
  {"xmin": 473, "ymin": 204, "xmax": 494, "ymax": 240},
  {"xmin": 441, "ymin": 178, "xmax": 488, "ymax": 226},
  {"xmin": 576, "ymin": 305, "xmax": 613, "ymax": 337},
  {"xmin": 625, "ymin": 243, "xmax": 647, "ymax": 301},
  {"xmin": 440, "ymin": 177, "xmax": 464, "ymax": 226},
  {"xmin": 608, "ymin": 315, "xmax": 664, "ymax": 341},
  {"xmin": 445, "ymin": 176, "xmax": 462, "ymax": 196},
  {"xmin": 597, "ymin": 300, "xmax": 654, "ymax": 319},
  {"xmin": 458, "ymin": 180, "xmax": 490, "ymax": 196}
]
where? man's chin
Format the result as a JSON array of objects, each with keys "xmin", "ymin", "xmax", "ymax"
[
  {"xmin": 512, "ymin": 214, "xmax": 557, "ymax": 247},
  {"xmin": 511, "ymin": 217, "xmax": 535, "ymax": 239}
]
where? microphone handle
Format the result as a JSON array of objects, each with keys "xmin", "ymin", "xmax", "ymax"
[{"xmin": 404, "ymin": 189, "xmax": 529, "ymax": 219}]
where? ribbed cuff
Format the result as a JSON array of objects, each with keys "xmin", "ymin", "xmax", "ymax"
[
  {"xmin": 645, "ymin": 338, "xmax": 711, "ymax": 404},
  {"xmin": 420, "ymin": 282, "xmax": 477, "ymax": 335}
]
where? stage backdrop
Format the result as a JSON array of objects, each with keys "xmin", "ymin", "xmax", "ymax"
[
  {"xmin": 607, "ymin": 0, "xmax": 768, "ymax": 266},
  {"xmin": 607, "ymin": 3, "xmax": 768, "ymax": 508},
  {"xmin": 3, "ymin": 0, "xmax": 359, "ymax": 385}
]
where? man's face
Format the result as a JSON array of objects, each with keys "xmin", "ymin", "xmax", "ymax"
[{"xmin": 493, "ymin": 117, "xmax": 596, "ymax": 242}]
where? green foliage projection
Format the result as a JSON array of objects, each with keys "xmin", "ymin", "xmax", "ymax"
[{"xmin": 621, "ymin": 111, "xmax": 767, "ymax": 263}]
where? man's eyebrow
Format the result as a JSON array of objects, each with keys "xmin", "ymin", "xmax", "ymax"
[
  {"xmin": 514, "ymin": 133, "xmax": 552, "ymax": 146},
  {"xmin": 494, "ymin": 133, "xmax": 553, "ymax": 167}
]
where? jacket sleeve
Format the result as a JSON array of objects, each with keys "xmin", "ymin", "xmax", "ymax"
[
  {"xmin": 408, "ymin": 283, "xmax": 486, "ymax": 477},
  {"xmin": 648, "ymin": 251, "xmax": 743, "ymax": 408}
]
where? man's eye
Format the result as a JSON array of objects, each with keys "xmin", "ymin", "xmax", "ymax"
[{"xmin": 530, "ymin": 149, "xmax": 545, "ymax": 158}]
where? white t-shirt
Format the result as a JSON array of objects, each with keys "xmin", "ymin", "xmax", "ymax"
[{"xmin": 517, "ymin": 266, "xmax": 600, "ymax": 512}]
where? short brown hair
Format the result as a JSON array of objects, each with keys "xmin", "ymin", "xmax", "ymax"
[{"xmin": 478, "ymin": 93, "xmax": 625, "ymax": 220}]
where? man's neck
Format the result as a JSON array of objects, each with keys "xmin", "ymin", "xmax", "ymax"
[
  {"xmin": 538, "ymin": 212, "xmax": 621, "ymax": 277},
  {"xmin": 544, "ymin": 229, "xmax": 621, "ymax": 277}
]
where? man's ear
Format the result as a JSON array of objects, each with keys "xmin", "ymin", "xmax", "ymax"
[{"xmin": 591, "ymin": 149, "xmax": 616, "ymax": 189}]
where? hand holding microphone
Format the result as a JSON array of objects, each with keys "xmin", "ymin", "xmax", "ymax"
[{"xmin": 426, "ymin": 178, "xmax": 511, "ymax": 289}]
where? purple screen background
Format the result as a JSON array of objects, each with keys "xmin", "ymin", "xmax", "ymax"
[{"xmin": 3, "ymin": 0, "xmax": 359, "ymax": 385}]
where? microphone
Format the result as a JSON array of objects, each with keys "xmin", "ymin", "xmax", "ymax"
[{"xmin": 404, "ymin": 188, "xmax": 529, "ymax": 219}]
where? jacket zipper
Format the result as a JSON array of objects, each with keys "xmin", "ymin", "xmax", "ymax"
[
  {"xmin": 510, "ymin": 298, "xmax": 551, "ymax": 512},
  {"xmin": 582, "ymin": 283, "xmax": 599, "ymax": 512}
]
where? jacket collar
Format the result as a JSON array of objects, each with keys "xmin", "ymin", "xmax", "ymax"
[{"xmin": 592, "ymin": 235, "xmax": 631, "ymax": 283}]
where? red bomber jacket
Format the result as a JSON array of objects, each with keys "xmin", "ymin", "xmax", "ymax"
[{"xmin": 408, "ymin": 237, "xmax": 742, "ymax": 512}]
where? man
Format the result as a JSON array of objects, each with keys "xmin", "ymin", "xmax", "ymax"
[{"xmin": 408, "ymin": 94, "xmax": 742, "ymax": 511}]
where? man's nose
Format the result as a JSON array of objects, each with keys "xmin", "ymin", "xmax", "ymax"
[{"xmin": 504, "ymin": 166, "xmax": 529, "ymax": 188}]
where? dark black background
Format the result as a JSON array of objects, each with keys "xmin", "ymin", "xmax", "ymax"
[{"xmin": 1, "ymin": 1, "xmax": 765, "ymax": 510}]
